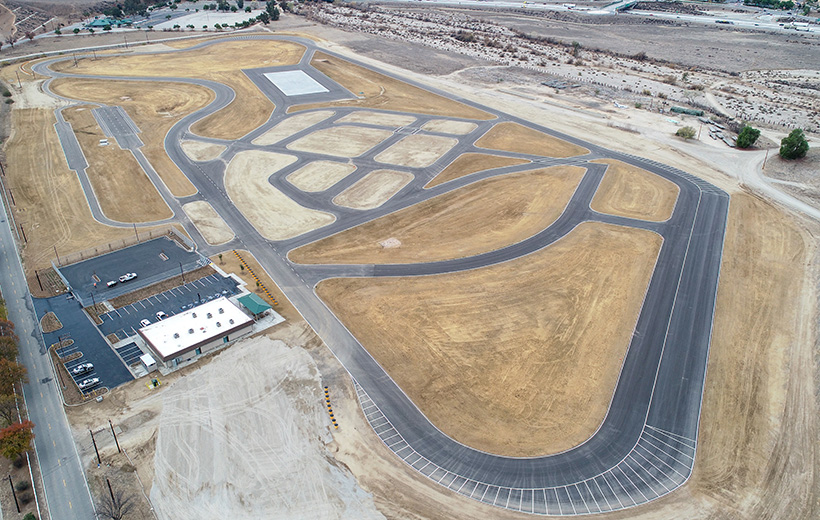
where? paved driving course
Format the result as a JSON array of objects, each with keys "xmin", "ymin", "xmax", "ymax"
[{"xmin": 33, "ymin": 34, "xmax": 729, "ymax": 516}]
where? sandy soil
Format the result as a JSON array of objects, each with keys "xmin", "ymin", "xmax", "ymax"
[
  {"xmin": 287, "ymin": 160, "xmax": 357, "ymax": 192},
  {"xmin": 182, "ymin": 201, "xmax": 233, "ymax": 246},
  {"xmin": 332, "ymin": 169, "xmax": 413, "ymax": 210},
  {"xmin": 425, "ymin": 152, "xmax": 530, "ymax": 188},
  {"xmin": 476, "ymin": 121, "xmax": 589, "ymax": 158},
  {"xmin": 61, "ymin": 106, "xmax": 172, "ymax": 223},
  {"xmin": 50, "ymin": 77, "xmax": 214, "ymax": 197},
  {"xmin": 421, "ymin": 119, "xmax": 478, "ymax": 135},
  {"xmin": 317, "ymin": 222, "xmax": 661, "ymax": 456},
  {"xmin": 13, "ymin": 78, "xmax": 68, "ymax": 109},
  {"xmin": 335, "ymin": 110, "xmax": 415, "ymax": 127},
  {"xmin": 287, "ymin": 125, "xmax": 393, "ymax": 158},
  {"xmin": 293, "ymin": 166, "xmax": 583, "ymax": 264},
  {"xmin": 374, "ymin": 133, "xmax": 458, "ymax": 168},
  {"xmin": 3, "ymin": 109, "xmax": 173, "ymax": 283},
  {"xmin": 179, "ymin": 140, "xmax": 225, "ymax": 162},
  {"xmin": 291, "ymin": 52, "xmax": 495, "ymax": 120},
  {"xmin": 150, "ymin": 336, "xmax": 384, "ymax": 519},
  {"xmin": 224, "ymin": 150, "xmax": 334, "ymax": 240},
  {"xmin": 251, "ymin": 110, "xmax": 334, "ymax": 146},
  {"xmin": 590, "ymin": 158, "xmax": 680, "ymax": 222}
]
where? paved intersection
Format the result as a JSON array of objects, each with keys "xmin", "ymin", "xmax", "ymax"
[{"xmin": 31, "ymin": 34, "xmax": 729, "ymax": 515}]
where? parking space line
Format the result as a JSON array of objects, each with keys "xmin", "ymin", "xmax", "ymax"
[
  {"xmin": 139, "ymin": 301, "xmax": 146, "ymax": 309},
  {"xmin": 121, "ymin": 307, "xmax": 129, "ymax": 315},
  {"xmin": 163, "ymin": 293, "xmax": 170, "ymax": 301}
]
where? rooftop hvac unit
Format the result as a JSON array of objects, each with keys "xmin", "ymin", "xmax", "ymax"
[
  {"xmin": 192, "ymin": 312, "xmax": 197, "ymax": 318},
  {"xmin": 218, "ymin": 308, "xmax": 224, "ymax": 314},
  {"xmin": 216, "ymin": 322, "xmax": 221, "ymax": 327},
  {"xmin": 229, "ymin": 319, "xmax": 234, "ymax": 325},
  {"xmin": 207, "ymin": 313, "xmax": 213, "ymax": 319},
  {"xmin": 173, "ymin": 333, "xmax": 179, "ymax": 339},
  {"xmin": 188, "ymin": 328, "xmax": 194, "ymax": 334}
]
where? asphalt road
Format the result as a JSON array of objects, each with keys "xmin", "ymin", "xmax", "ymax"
[{"xmin": 32, "ymin": 34, "xmax": 730, "ymax": 515}]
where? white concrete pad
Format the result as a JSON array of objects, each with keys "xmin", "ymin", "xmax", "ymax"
[{"xmin": 264, "ymin": 70, "xmax": 328, "ymax": 96}]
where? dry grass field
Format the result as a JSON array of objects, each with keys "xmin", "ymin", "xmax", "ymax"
[
  {"xmin": 287, "ymin": 161, "xmax": 357, "ymax": 192},
  {"xmin": 425, "ymin": 152, "xmax": 529, "ymax": 188},
  {"xmin": 590, "ymin": 159, "xmax": 680, "ymax": 222},
  {"xmin": 61, "ymin": 106, "xmax": 172, "ymax": 222},
  {"xmin": 333, "ymin": 170, "xmax": 414, "ymax": 210},
  {"xmin": 336, "ymin": 111, "xmax": 416, "ymax": 127},
  {"xmin": 317, "ymin": 223, "xmax": 662, "ymax": 456},
  {"xmin": 291, "ymin": 166, "xmax": 583, "ymax": 264},
  {"xmin": 374, "ymin": 134, "xmax": 457, "ymax": 168},
  {"xmin": 224, "ymin": 150, "xmax": 334, "ymax": 240},
  {"xmin": 50, "ymin": 40, "xmax": 305, "ymax": 140},
  {"xmin": 50, "ymin": 78, "xmax": 214, "ymax": 197},
  {"xmin": 182, "ymin": 201, "xmax": 234, "ymax": 245},
  {"xmin": 475, "ymin": 122, "xmax": 589, "ymax": 158},
  {"xmin": 4, "ymin": 109, "xmax": 172, "ymax": 282},
  {"xmin": 287, "ymin": 125, "xmax": 393, "ymax": 158},
  {"xmin": 252, "ymin": 110, "xmax": 334, "ymax": 146},
  {"xmin": 291, "ymin": 52, "xmax": 495, "ymax": 120}
]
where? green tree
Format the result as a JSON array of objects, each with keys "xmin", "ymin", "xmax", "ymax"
[
  {"xmin": 0, "ymin": 337, "xmax": 18, "ymax": 361},
  {"xmin": 258, "ymin": 10, "xmax": 270, "ymax": 24},
  {"xmin": 736, "ymin": 125, "xmax": 761, "ymax": 149},
  {"xmin": 0, "ymin": 359, "xmax": 27, "ymax": 395},
  {"xmin": 73, "ymin": 28, "xmax": 80, "ymax": 34},
  {"xmin": 676, "ymin": 126, "xmax": 696, "ymax": 140},
  {"xmin": 0, "ymin": 394, "xmax": 20, "ymax": 426},
  {"xmin": 779, "ymin": 128, "xmax": 809, "ymax": 160},
  {"xmin": 0, "ymin": 420, "xmax": 34, "ymax": 461},
  {"xmin": 237, "ymin": 0, "xmax": 245, "ymax": 7}
]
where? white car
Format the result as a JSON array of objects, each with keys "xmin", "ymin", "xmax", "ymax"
[
  {"xmin": 71, "ymin": 363, "xmax": 94, "ymax": 376},
  {"xmin": 156, "ymin": 311, "xmax": 168, "ymax": 320},
  {"xmin": 140, "ymin": 319, "xmax": 151, "ymax": 327},
  {"xmin": 106, "ymin": 280, "xmax": 117, "ymax": 288},
  {"xmin": 119, "ymin": 272, "xmax": 137, "ymax": 283},
  {"xmin": 78, "ymin": 377, "xmax": 100, "ymax": 391}
]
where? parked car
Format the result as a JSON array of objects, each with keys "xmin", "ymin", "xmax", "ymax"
[
  {"xmin": 140, "ymin": 319, "xmax": 151, "ymax": 327},
  {"xmin": 106, "ymin": 280, "xmax": 117, "ymax": 288},
  {"xmin": 78, "ymin": 377, "xmax": 100, "ymax": 391},
  {"xmin": 119, "ymin": 272, "xmax": 137, "ymax": 283},
  {"xmin": 156, "ymin": 311, "xmax": 168, "ymax": 320},
  {"xmin": 71, "ymin": 363, "xmax": 94, "ymax": 376}
]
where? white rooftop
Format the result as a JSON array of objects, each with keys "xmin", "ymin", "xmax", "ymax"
[
  {"xmin": 139, "ymin": 297, "xmax": 252, "ymax": 360},
  {"xmin": 263, "ymin": 70, "xmax": 329, "ymax": 96}
]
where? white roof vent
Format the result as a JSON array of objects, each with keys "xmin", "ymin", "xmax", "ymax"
[
  {"xmin": 218, "ymin": 308, "xmax": 224, "ymax": 314},
  {"xmin": 192, "ymin": 312, "xmax": 197, "ymax": 318},
  {"xmin": 216, "ymin": 322, "xmax": 221, "ymax": 327},
  {"xmin": 173, "ymin": 333, "xmax": 180, "ymax": 339},
  {"xmin": 188, "ymin": 328, "xmax": 194, "ymax": 334},
  {"xmin": 207, "ymin": 313, "xmax": 213, "ymax": 319},
  {"xmin": 229, "ymin": 319, "xmax": 234, "ymax": 325}
]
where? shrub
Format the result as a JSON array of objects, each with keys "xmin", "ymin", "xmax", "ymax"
[
  {"xmin": 15, "ymin": 479, "xmax": 30, "ymax": 492},
  {"xmin": 12, "ymin": 455, "xmax": 25, "ymax": 468},
  {"xmin": 635, "ymin": 102, "xmax": 642, "ymax": 109},
  {"xmin": 676, "ymin": 126, "xmax": 697, "ymax": 139},
  {"xmin": 642, "ymin": 89, "xmax": 652, "ymax": 96},
  {"xmin": 22, "ymin": 513, "xmax": 36, "ymax": 520},
  {"xmin": 19, "ymin": 492, "xmax": 32, "ymax": 504},
  {"xmin": 736, "ymin": 125, "xmax": 761, "ymax": 149},
  {"xmin": 1, "ymin": 90, "xmax": 10, "ymax": 97}
]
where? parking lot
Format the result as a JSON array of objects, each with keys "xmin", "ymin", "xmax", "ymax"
[
  {"xmin": 57, "ymin": 342, "xmax": 103, "ymax": 395},
  {"xmin": 99, "ymin": 274, "xmax": 240, "ymax": 341},
  {"xmin": 57, "ymin": 237, "xmax": 206, "ymax": 305}
]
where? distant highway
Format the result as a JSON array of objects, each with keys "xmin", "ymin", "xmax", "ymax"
[{"xmin": 35, "ymin": 34, "xmax": 729, "ymax": 515}]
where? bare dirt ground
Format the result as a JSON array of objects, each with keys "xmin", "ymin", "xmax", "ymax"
[
  {"xmin": 590, "ymin": 158, "xmax": 680, "ymax": 222},
  {"xmin": 181, "ymin": 201, "xmax": 234, "ymax": 246},
  {"xmin": 763, "ymin": 148, "xmax": 820, "ymax": 209},
  {"xmin": 317, "ymin": 223, "xmax": 661, "ymax": 456},
  {"xmin": 336, "ymin": 110, "xmax": 416, "ymax": 127},
  {"xmin": 291, "ymin": 51, "xmax": 495, "ymax": 120},
  {"xmin": 61, "ymin": 105, "xmax": 172, "ymax": 223},
  {"xmin": 287, "ymin": 124, "xmax": 393, "ymax": 158},
  {"xmin": 333, "ymin": 169, "xmax": 413, "ymax": 210},
  {"xmin": 251, "ymin": 110, "xmax": 334, "ymax": 146},
  {"xmin": 3, "ymin": 109, "xmax": 173, "ymax": 279},
  {"xmin": 292, "ymin": 166, "xmax": 583, "ymax": 264},
  {"xmin": 287, "ymin": 160, "xmax": 357, "ymax": 192},
  {"xmin": 179, "ymin": 139, "xmax": 226, "ymax": 162},
  {"xmin": 421, "ymin": 119, "xmax": 478, "ymax": 135},
  {"xmin": 426, "ymin": 152, "xmax": 530, "ymax": 188},
  {"xmin": 50, "ymin": 77, "xmax": 214, "ymax": 197},
  {"xmin": 224, "ymin": 150, "xmax": 334, "ymax": 240},
  {"xmin": 476, "ymin": 121, "xmax": 589, "ymax": 158},
  {"xmin": 374, "ymin": 134, "xmax": 458, "ymax": 168}
]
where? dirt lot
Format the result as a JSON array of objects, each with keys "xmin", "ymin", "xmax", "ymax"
[
  {"xmin": 425, "ymin": 152, "xmax": 529, "ymax": 188},
  {"xmin": 421, "ymin": 119, "xmax": 478, "ymax": 135},
  {"xmin": 292, "ymin": 166, "xmax": 583, "ymax": 264},
  {"xmin": 179, "ymin": 140, "xmax": 225, "ymax": 162},
  {"xmin": 317, "ymin": 222, "xmax": 661, "ymax": 456},
  {"xmin": 336, "ymin": 110, "xmax": 416, "ymax": 127},
  {"xmin": 333, "ymin": 169, "xmax": 413, "ymax": 210},
  {"xmin": 291, "ymin": 52, "xmax": 495, "ymax": 120},
  {"xmin": 287, "ymin": 125, "xmax": 393, "ymax": 158},
  {"xmin": 590, "ymin": 158, "xmax": 680, "ymax": 222},
  {"xmin": 61, "ymin": 106, "xmax": 172, "ymax": 222},
  {"xmin": 182, "ymin": 201, "xmax": 234, "ymax": 245},
  {"xmin": 374, "ymin": 134, "xmax": 458, "ymax": 168},
  {"xmin": 287, "ymin": 160, "xmax": 357, "ymax": 192},
  {"xmin": 224, "ymin": 150, "xmax": 334, "ymax": 240},
  {"xmin": 252, "ymin": 110, "xmax": 334, "ymax": 146},
  {"xmin": 50, "ymin": 77, "xmax": 214, "ymax": 197},
  {"xmin": 3, "ymin": 109, "xmax": 173, "ymax": 280},
  {"xmin": 476, "ymin": 121, "xmax": 589, "ymax": 158}
]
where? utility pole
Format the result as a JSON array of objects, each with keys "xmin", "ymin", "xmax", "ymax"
[
  {"xmin": 697, "ymin": 122, "xmax": 703, "ymax": 140},
  {"xmin": 133, "ymin": 223, "xmax": 139, "ymax": 243},
  {"xmin": 762, "ymin": 148, "xmax": 769, "ymax": 170},
  {"xmin": 53, "ymin": 245, "xmax": 61, "ymax": 265},
  {"xmin": 109, "ymin": 419, "xmax": 121, "ymax": 453},
  {"xmin": 19, "ymin": 223, "xmax": 26, "ymax": 243},
  {"xmin": 107, "ymin": 478, "xmax": 116, "ymax": 505},
  {"xmin": 7, "ymin": 187, "xmax": 14, "ymax": 205},
  {"xmin": 7, "ymin": 475, "xmax": 20, "ymax": 512},
  {"xmin": 124, "ymin": 34, "xmax": 128, "ymax": 49},
  {"xmin": 35, "ymin": 270, "xmax": 44, "ymax": 291},
  {"xmin": 15, "ymin": 70, "xmax": 21, "ymax": 89},
  {"xmin": 90, "ymin": 429, "xmax": 101, "ymax": 465}
]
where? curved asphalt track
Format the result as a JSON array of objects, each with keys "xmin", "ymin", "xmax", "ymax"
[{"xmin": 35, "ymin": 34, "xmax": 729, "ymax": 515}]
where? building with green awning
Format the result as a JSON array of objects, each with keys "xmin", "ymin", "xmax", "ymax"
[{"xmin": 237, "ymin": 293, "xmax": 272, "ymax": 318}]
